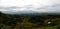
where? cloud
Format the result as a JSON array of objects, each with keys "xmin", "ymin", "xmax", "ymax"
[
  {"xmin": 32, "ymin": 4, "xmax": 60, "ymax": 13},
  {"xmin": 0, "ymin": 7, "xmax": 16, "ymax": 13},
  {"xmin": 0, "ymin": 4, "xmax": 60, "ymax": 14},
  {"xmin": 0, "ymin": 0, "xmax": 60, "ymax": 14},
  {"xmin": 0, "ymin": 0, "xmax": 60, "ymax": 7}
]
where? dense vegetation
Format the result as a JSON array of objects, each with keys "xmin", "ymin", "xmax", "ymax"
[{"xmin": 0, "ymin": 12, "xmax": 60, "ymax": 29}]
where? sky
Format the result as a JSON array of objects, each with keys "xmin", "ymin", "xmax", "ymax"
[{"xmin": 0, "ymin": 0, "xmax": 60, "ymax": 13}]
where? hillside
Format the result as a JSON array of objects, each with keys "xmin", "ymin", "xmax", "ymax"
[{"xmin": 0, "ymin": 12, "xmax": 60, "ymax": 29}]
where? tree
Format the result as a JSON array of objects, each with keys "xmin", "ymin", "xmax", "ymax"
[{"xmin": 0, "ymin": 12, "xmax": 2, "ymax": 16}]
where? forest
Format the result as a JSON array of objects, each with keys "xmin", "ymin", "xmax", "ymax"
[{"xmin": 0, "ymin": 12, "xmax": 60, "ymax": 29}]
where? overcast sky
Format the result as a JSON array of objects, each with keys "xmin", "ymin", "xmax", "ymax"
[{"xmin": 0, "ymin": 0, "xmax": 60, "ymax": 13}]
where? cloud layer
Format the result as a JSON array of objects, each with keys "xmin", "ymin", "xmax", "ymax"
[
  {"xmin": 0, "ymin": 0, "xmax": 60, "ymax": 7},
  {"xmin": 0, "ymin": 0, "xmax": 60, "ymax": 14}
]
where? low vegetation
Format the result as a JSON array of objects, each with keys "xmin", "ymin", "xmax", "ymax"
[{"xmin": 0, "ymin": 12, "xmax": 60, "ymax": 29}]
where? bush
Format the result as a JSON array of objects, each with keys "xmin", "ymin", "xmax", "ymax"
[{"xmin": 56, "ymin": 26, "xmax": 60, "ymax": 29}]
